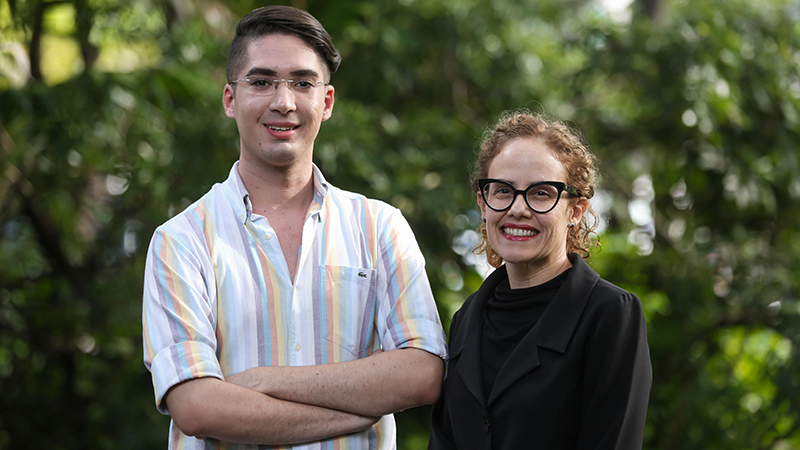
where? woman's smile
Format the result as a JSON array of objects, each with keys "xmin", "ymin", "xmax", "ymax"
[{"xmin": 501, "ymin": 225, "xmax": 539, "ymax": 238}]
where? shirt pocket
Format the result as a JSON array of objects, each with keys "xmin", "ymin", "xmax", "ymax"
[{"xmin": 319, "ymin": 265, "xmax": 378, "ymax": 360}]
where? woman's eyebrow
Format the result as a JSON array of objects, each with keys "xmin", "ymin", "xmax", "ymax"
[
  {"xmin": 496, "ymin": 179, "xmax": 553, "ymax": 188},
  {"xmin": 495, "ymin": 178, "xmax": 519, "ymax": 187}
]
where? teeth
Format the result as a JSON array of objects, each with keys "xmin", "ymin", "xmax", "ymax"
[
  {"xmin": 268, "ymin": 126, "xmax": 295, "ymax": 131},
  {"xmin": 503, "ymin": 227, "xmax": 538, "ymax": 237}
]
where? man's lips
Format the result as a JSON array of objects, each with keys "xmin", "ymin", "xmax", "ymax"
[
  {"xmin": 266, "ymin": 124, "xmax": 299, "ymax": 132},
  {"xmin": 264, "ymin": 123, "xmax": 299, "ymax": 138}
]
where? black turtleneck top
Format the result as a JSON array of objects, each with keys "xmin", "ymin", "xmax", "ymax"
[{"xmin": 480, "ymin": 268, "xmax": 570, "ymax": 399}]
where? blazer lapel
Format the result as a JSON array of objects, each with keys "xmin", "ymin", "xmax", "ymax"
[
  {"xmin": 487, "ymin": 255, "xmax": 600, "ymax": 406},
  {"xmin": 449, "ymin": 266, "xmax": 508, "ymax": 405}
]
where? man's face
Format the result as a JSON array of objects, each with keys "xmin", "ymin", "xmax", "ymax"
[{"xmin": 223, "ymin": 33, "xmax": 334, "ymax": 171}]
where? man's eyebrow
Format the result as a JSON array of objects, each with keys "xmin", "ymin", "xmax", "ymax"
[
  {"xmin": 244, "ymin": 67, "xmax": 277, "ymax": 77},
  {"xmin": 243, "ymin": 68, "xmax": 322, "ymax": 79},
  {"xmin": 288, "ymin": 69, "xmax": 321, "ymax": 79}
]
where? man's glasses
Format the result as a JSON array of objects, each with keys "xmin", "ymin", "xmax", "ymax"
[
  {"xmin": 478, "ymin": 179, "xmax": 581, "ymax": 213},
  {"xmin": 228, "ymin": 76, "xmax": 327, "ymax": 96}
]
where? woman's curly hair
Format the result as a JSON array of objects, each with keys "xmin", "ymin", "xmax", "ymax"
[{"xmin": 472, "ymin": 110, "xmax": 601, "ymax": 268}]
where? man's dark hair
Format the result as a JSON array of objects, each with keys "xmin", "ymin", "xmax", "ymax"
[{"xmin": 227, "ymin": 5, "xmax": 341, "ymax": 83}]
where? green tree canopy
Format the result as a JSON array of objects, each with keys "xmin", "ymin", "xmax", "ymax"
[{"xmin": 1, "ymin": 0, "xmax": 799, "ymax": 448}]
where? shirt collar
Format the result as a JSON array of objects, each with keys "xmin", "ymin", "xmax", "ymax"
[
  {"xmin": 309, "ymin": 164, "xmax": 329, "ymax": 219},
  {"xmin": 225, "ymin": 161, "xmax": 330, "ymax": 225}
]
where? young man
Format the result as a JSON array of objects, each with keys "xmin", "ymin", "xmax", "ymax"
[{"xmin": 142, "ymin": 6, "xmax": 447, "ymax": 449}]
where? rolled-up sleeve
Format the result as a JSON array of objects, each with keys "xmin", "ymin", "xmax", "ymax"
[
  {"xmin": 375, "ymin": 208, "xmax": 448, "ymax": 361},
  {"xmin": 142, "ymin": 225, "xmax": 223, "ymax": 413}
]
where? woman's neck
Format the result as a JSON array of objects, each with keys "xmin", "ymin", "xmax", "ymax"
[{"xmin": 505, "ymin": 254, "xmax": 572, "ymax": 289}]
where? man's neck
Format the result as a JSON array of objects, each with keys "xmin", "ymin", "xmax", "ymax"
[
  {"xmin": 237, "ymin": 157, "xmax": 315, "ymax": 282},
  {"xmin": 237, "ymin": 157, "xmax": 315, "ymax": 217}
]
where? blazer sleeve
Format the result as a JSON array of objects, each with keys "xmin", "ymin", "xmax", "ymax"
[
  {"xmin": 428, "ymin": 310, "xmax": 462, "ymax": 450},
  {"xmin": 576, "ymin": 289, "xmax": 652, "ymax": 450},
  {"xmin": 428, "ymin": 378, "xmax": 458, "ymax": 450}
]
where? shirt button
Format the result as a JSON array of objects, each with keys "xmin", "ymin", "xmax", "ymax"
[
  {"xmin": 482, "ymin": 418, "xmax": 490, "ymax": 433},
  {"xmin": 265, "ymin": 233, "xmax": 272, "ymax": 240},
  {"xmin": 295, "ymin": 344, "xmax": 301, "ymax": 351}
]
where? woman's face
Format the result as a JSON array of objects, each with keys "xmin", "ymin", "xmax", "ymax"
[{"xmin": 479, "ymin": 138, "xmax": 585, "ymax": 280}]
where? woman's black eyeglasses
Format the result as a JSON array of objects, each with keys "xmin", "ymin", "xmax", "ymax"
[{"xmin": 478, "ymin": 179, "xmax": 581, "ymax": 213}]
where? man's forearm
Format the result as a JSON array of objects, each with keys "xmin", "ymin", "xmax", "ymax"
[
  {"xmin": 166, "ymin": 377, "xmax": 379, "ymax": 445},
  {"xmin": 227, "ymin": 348, "xmax": 444, "ymax": 417}
]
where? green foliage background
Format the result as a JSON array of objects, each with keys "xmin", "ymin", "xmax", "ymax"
[{"xmin": 1, "ymin": 0, "xmax": 799, "ymax": 448}]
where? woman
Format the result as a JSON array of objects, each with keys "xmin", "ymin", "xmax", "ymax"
[{"xmin": 429, "ymin": 111, "xmax": 652, "ymax": 450}]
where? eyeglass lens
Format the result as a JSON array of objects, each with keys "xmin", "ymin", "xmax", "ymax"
[
  {"xmin": 235, "ymin": 77, "xmax": 322, "ymax": 96},
  {"xmin": 482, "ymin": 181, "xmax": 562, "ymax": 212}
]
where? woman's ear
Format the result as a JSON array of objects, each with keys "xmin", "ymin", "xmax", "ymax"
[{"xmin": 571, "ymin": 197, "xmax": 589, "ymax": 224}]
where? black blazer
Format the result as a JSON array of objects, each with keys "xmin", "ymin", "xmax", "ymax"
[{"xmin": 429, "ymin": 255, "xmax": 652, "ymax": 450}]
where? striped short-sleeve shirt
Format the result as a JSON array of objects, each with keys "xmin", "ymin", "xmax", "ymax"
[{"xmin": 143, "ymin": 163, "xmax": 448, "ymax": 450}]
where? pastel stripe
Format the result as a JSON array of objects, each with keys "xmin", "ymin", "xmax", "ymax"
[{"xmin": 142, "ymin": 163, "xmax": 446, "ymax": 450}]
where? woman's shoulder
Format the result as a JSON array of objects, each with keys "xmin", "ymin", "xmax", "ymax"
[
  {"xmin": 585, "ymin": 276, "xmax": 644, "ymax": 315},
  {"xmin": 570, "ymin": 257, "xmax": 640, "ymax": 307},
  {"xmin": 451, "ymin": 289, "xmax": 481, "ymax": 324},
  {"xmin": 463, "ymin": 265, "xmax": 508, "ymax": 303},
  {"xmin": 449, "ymin": 269, "xmax": 507, "ymax": 337}
]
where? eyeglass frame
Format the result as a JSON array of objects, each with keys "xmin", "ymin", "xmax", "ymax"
[
  {"xmin": 478, "ymin": 178, "xmax": 582, "ymax": 214},
  {"xmin": 228, "ymin": 77, "xmax": 328, "ymax": 96}
]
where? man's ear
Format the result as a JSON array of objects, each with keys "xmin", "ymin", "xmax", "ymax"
[
  {"xmin": 223, "ymin": 84, "xmax": 236, "ymax": 119},
  {"xmin": 321, "ymin": 84, "xmax": 335, "ymax": 122}
]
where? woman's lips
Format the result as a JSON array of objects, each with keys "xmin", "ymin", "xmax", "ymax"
[{"xmin": 501, "ymin": 226, "xmax": 539, "ymax": 239}]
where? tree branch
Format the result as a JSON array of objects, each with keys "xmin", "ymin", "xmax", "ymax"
[
  {"xmin": 74, "ymin": 0, "xmax": 98, "ymax": 71},
  {"xmin": 28, "ymin": 2, "xmax": 44, "ymax": 81}
]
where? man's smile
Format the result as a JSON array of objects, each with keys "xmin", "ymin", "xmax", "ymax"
[{"xmin": 266, "ymin": 125, "xmax": 299, "ymax": 132}]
